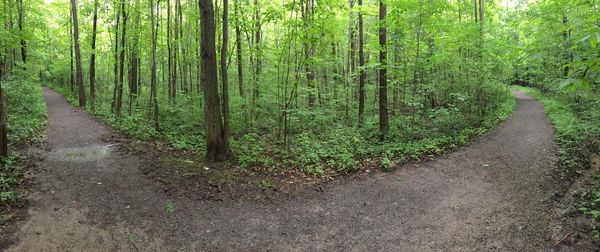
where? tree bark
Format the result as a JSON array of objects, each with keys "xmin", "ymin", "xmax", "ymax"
[
  {"xmin": 199, "ymin": 0, "xmax": 231, "ymax": 161},
  {"xmin": 70, "ymin": 0, "xmax": 86, "ymax": 107},
  {"xmin": 16, "ymin": 0, "xmax": 25, "ymax": 64},
  {"xmin": 69, "ymin": 6, "xmax": 74, "ymax": 92},
  {"xmin": 89, "ymin": 0, "xmax": 98, "ymax": 112},
  {"xmin": 221, "ymin": 0, "xmax": 231, "ymax": 150},
  {"xmin": 234, "ymin": 0, "xmax": 244, "ymax": 97},
  {"xmin": 0, "ymin": 82, "xmax": 8, "ymax": 159},
  {"xmin": 111, "ymin": 0, "xmax": 120, "ymax": 112},
  {"xmin": 358, "ymin": 0, "xmax": 365, "ymax": 125},
  {"xmin": 115, "ymin": 0, "xmax": 127, "ymax": 116},
  {"xmin": 150, "ymin": 0, "xmax": 159, "ymax": 131},
  {"xmin": 253, "ymin": 0, "xmax": 261, "ymax": 101},
  {"xmin": 378, "ymin": 0, "xmax": 388, "ymax": 139}
]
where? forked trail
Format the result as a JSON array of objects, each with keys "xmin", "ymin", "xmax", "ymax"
[{"xmin": 6, "ymin": 88, "xmax": 577, "ymax": 251}]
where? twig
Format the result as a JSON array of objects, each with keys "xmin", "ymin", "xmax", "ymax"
[{"xmin": 554, "ymin": 231, "xmax": 574, "ymax": 246}]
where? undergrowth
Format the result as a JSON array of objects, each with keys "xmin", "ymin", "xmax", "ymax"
[
  {"xmin": 53, "ymin": 83, "xmax": 515, "ymax": 177},
  {"xmin": 0, "ymin": 66, "xmax": 47, "ymax": 210}
]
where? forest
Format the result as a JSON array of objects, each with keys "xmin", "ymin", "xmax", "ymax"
[{"xmin": 0, "ymin": 0, "xmax": 599, "ymax": 249}]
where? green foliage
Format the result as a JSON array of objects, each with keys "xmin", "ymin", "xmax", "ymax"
[
  {"xmin": 258, "ymin": 179, "xmax": 277, "ymax": 190},
  {"xmin": 4, "ymin": 68, "xmax": 47, "ymax": 144},
  {"xmin": 580, "ymin": 190, "xmax": 600, "ymax": 220},
  {"xmin": 164, "ymin": 201, "xmax": 176, "ymax": 214},
  {"xmin": 0, "ymin": 155, "xmax": 21, "ymax": 205}
]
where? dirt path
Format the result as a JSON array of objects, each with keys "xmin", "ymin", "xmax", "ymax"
[{"xmin": 4, "ymin": 88, "xmax": 586, "ymax": 251}]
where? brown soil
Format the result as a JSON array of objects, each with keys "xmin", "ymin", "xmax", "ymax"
[{"xmin": 3, "ymin": 88, "xmax": 598, "ymax": 251}]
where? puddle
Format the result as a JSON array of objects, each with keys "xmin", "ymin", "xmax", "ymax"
[{"xmin": 49, "ymin": 144, "xmax": 117, "ymax": 162}]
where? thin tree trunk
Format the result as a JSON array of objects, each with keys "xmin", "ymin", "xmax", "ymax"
[
  {"xmin": 221, "ymin": 0, "xmax": 231, "ymax": 149},
  {"xmin": 234, "ymin": 0, "xmax": 244, "ymax": 97},
  {"xmin": 358, "ymin": 0, "xmax": 365, "ymax": 125},
  {"xmin": 378, "ymin": 0, "xmax": 388, "ymax": 139},
  {"xmin": 0, "ymin": 82, "xmax": 8, "ymax": 159},
  {"xmin": 89, "ymin": 0, "xmax": 98, "ymax": 112},
  {"xmin": 150, "ymin": 0, "xmax": 159, "ymax": 130},
  {"xmin": 70, "ymin": 0, "xmax": 86, "ymax": 107},
  {"xmin": 115, "ymin": 0, "xmax": 127, "ymax": 116},
  {"xmin": 69, "ymin": 6, "xmax": 74, "ymax": 92},
  {"xmin": 111, "ymin": 0, "xmax": 120, "ymax": 112},
  {"xmin": 253, "ymin": 0, "xmax": 261, "ymax": 101},
  {"xmin": 16, "ymin": 0, "xmax": 25, "ymax": 64}
]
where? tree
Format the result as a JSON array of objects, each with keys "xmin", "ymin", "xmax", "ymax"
[
  {"xmin": 16, "ymin": 0, "xmax": 25, "ymax": 64},
  {"xmin": 0, "ymin": 81, "xmax": 7, "ymax": 159},
  {"xmin": 357, "ymin": 0, "xmax": 365, "ymax": 125},
  {"xmin": 378, "ymin": 0, "xmax": 388, "ymax": 139},
  {"xmin": 149, "ymin": 0, "xmax": 159, "ymax": 131},
  {"xmin": 70, "ymin": 0, "xmax": 86, "ymax": 107},
  {"xmin": 221, "ymin": 0, "xmax": 231, "ymax": 150},
  {"xmin": 89, "ymin": 0, "xmax": 98, "ymax": 112},
  {"xmin": 199, "ymin": 0, "xmax": 230, "ymax": 161},
  {"xmin": 234, "ymin": 0, "xmax": 244, "ymax": 97}
]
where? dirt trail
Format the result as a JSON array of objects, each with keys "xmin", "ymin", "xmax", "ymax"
[{"xmin": 4, "ymin": 88, "xmax": 588, "ymax": 251}]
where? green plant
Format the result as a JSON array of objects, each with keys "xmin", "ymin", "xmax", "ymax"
[
  {"xmin": 258, "ymin": 179, "xmax": 277, "ymax": 190},
  {"xmin": 165, "ymin": 201, "xmax": 176, "ymax": 214}
]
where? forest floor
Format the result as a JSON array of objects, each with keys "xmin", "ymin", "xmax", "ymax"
[{"xmin": 2, "ymin": 88, "xmax": 597, "ymax": 251}]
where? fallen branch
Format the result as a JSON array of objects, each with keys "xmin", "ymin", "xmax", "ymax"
[{"xmin": 554, "ymin": 231, "xmax": 574, "ymax": 246}]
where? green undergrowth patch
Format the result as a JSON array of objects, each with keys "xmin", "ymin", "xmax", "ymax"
[
  {"xmin": 513, "ymin": 85, "xmax": 600, "ymax": 236},
  {"xmin": 1, "ymin": 66, "xmax": 47, "ymax": 214},
  {"xmin": 0, "ymin": 156, "xmax": 20, "ymax": 206},
  {"xmin": 53, "ymin": 84, "xmax": 515, "ymax": 178},
  {"xmin": 4, "ymin": 67, "xmax": 47, "ymax": 144}
]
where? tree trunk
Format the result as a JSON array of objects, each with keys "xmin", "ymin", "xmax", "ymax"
[
  {"xmin": 115, "ymin": 0, "xmax": 127, "ymax": 116},
  {"xmin": 0, "ymin": 82, "xmax": 8, "ymax": 159},
  {"xmin": 89, "ymin": 0, "xmax": 98, "ymax": 112},
  {"xmin": 221, "ymin": 0, "xmax": 231, "ymax": 150},
  {"xmin": 16, "ymin": 0, "xmax": 25, "ymax": 64},
  {"xmin": 111, "ymin": 0, "xmax": 120, "ymax": 112},
  {"xmin": 378, "ymin": 0, "xmax": 388, "ymax": 139},
  {"xmin": 150, "ymin": 0, "xmax": 159, "ymax": 131},
  {"xmin": 69, "ymin": 6, "xmax": 74, "ymax": 92},
  {"xmin": 70, "ymin": 0, "xmax": 86, "ymax": 107},
  {"xmin": 253, "ymin": 0, "xmax": 261, "ymax": 101},
  {"xmin": 234, "ymin": 0, "xmax": 244, "ymax": 97},
  {"xmin": 358, "ymin": 0, "xmax": 365, "ymax": 125},
  {"xmin": 199, "ymin": 0, "xmax": 231, "ymax": 161}
]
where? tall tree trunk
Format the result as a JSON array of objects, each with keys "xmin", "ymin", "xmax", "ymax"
[
  {"xmin": 0, "ymin": 82, "xmax": 8, "ymax": 159},
  {"xmin": 358, "ymin": 0, "xmax": 365, "ymax": 125},
  {"xmin": 303, "ymin": 0, "xmax": 316, "ymax": 108},
  {"xmin": 234, "ymin": 0, "xmax": 244, "ymax": 97},
  {"xmin": 172, "ymin": 0, "xmax": 179, "ymax": 102},
  {"xmin": 167, "ymin": 0, "xmax": 173, "ymax": 102},
  {"xmin": 221, "ymin": 0, "xmax": 231, "ymax": 150},
  {"xmin": 378, "ymin": 0, "xmax": 388, "ymax": 139},
  {"xmin": 16, "ymin": 0, "xmax": 25, "ymax": 64},
  {"xmin": 111, "ymin": 0, "xmax": 120, "ymax": 112},
  {"xmin": 150, "ymin": 0, "xmax": 159, "ymax": 131},
  {"xmin": 115, "ymin": 0, "xmax": 127, "ymax": 116},
  {"xmin": 69, "ymin": 6, "xmax": 74, "ymax": 92},
  {"xmin": 253, "ymin": 0, "xmax": 261, "ymax": 101},
  {"xmin": 70, "ymin": 0, "xmax": 86, "ymax": 107},
  {"xmin": 89, "ymin": 0, "xmax": 98, "ymax": 112},
  {"xmin": 199, "ymin": 0, "xmax": 231, "ymax": 161}
]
